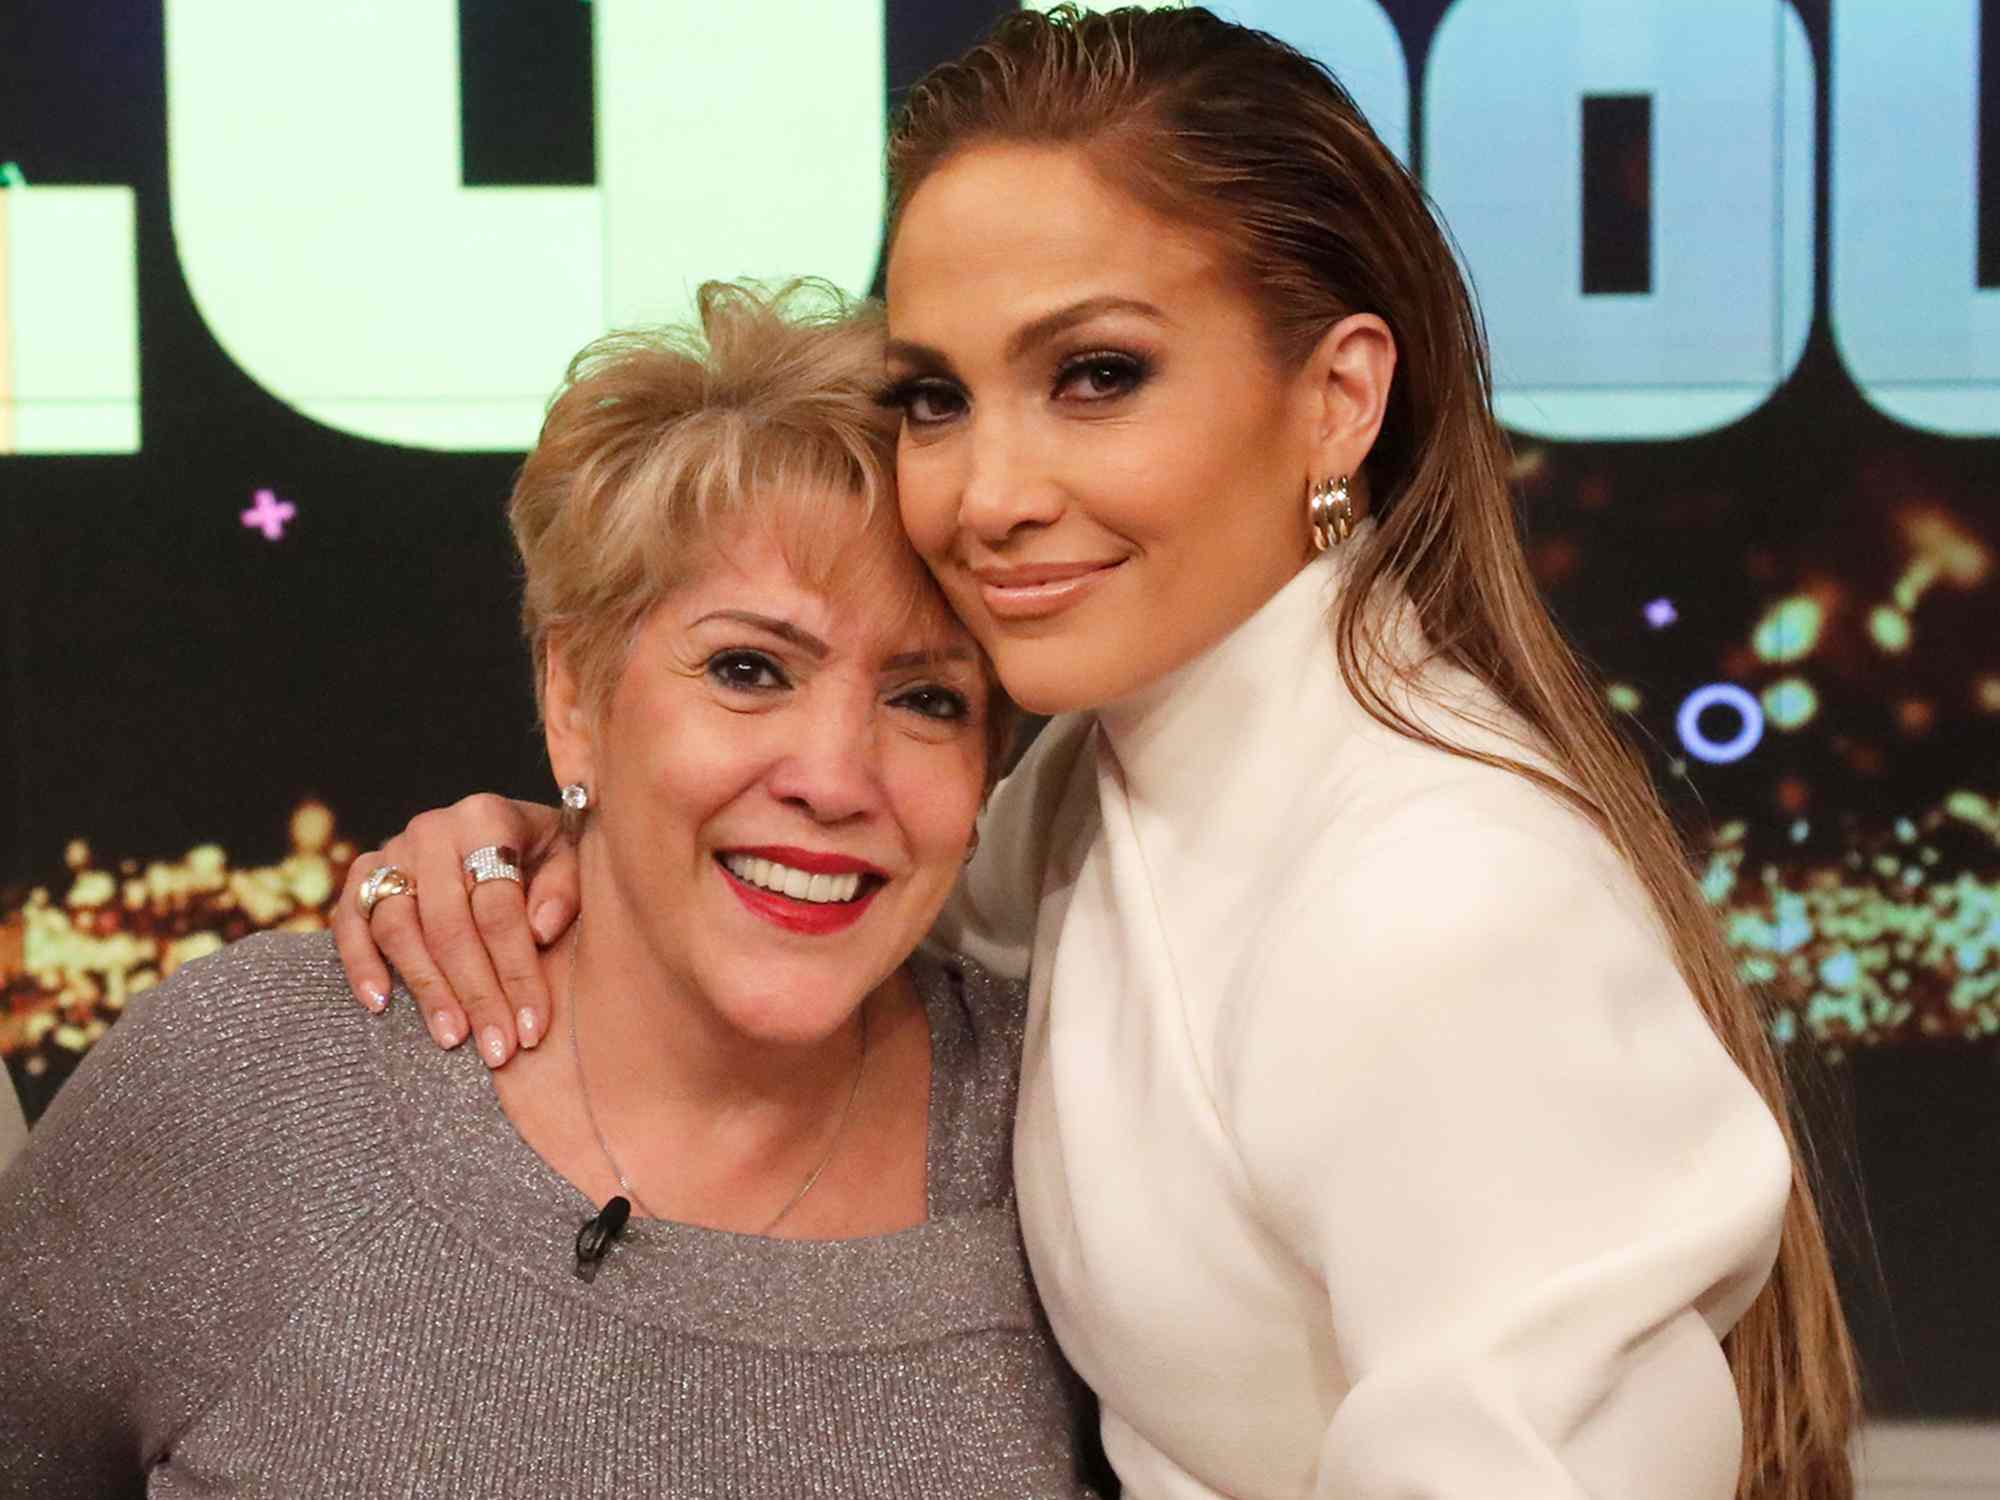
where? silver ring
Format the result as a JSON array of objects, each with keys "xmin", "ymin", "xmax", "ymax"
[
  {"xmin": 357, "ymin": 864, "xmax": 417, "ymax": 919},
  {"xmin": 462, "ymin": 845, "xmax": 524, "ymax": 887}
]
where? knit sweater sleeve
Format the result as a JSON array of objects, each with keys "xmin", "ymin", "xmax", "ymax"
[{"xmin": 0, "ymin": 933, "xmax": 390, "ymax": 1495}]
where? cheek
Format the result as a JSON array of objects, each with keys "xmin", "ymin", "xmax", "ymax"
[
  {"xmin": 626, "ymin": 719, "xmax": 769, "ymax": 830},
  {"xmin": 895, "ymin": 447, "xmax": 958, "ymax": 560},
  {"xmin": 887, "ymin": 747, "xmax": 985, "ymax": 869}
]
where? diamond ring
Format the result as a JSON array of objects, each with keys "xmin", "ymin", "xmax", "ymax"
[{"xmin": 462, "ymin": 845, "xmax": 524, "ymax": 887}]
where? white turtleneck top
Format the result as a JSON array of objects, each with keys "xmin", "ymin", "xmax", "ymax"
[{"xmin": 934, "ymin": 546, "xmax": 1790, "ymax": 1499}]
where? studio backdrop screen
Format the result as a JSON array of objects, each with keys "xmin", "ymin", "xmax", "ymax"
[{"xmin": 3, "ymin": 0, "xmax": 1995, "ymax": 1420}]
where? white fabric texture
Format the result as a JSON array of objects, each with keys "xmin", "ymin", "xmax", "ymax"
[{"xmin": 932, "ymin": 543, "xmax": 1790, "ymax": 1499}]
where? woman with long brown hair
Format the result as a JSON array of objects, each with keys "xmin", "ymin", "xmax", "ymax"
[{"xmin": 331, "ymin": 8, "xmax": 1856, "ymax": 1495}]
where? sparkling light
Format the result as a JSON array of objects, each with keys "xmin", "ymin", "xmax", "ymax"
[
  {"xmin": 240, "ymin": 487, "xmax": 296, "ymax": 541},
  {"xmin": 1868, "ymin": 605, "xmax": 1913, "ymax": 654},
  {"xmin": 1751, "ymin": 596, "xmax": 1823, "ymax": 663},
  {"xmin": 1762, "ymin": 676, "xmax": 1819, "ymax": 731},
  {"xmin": 1677, "ymin": 682, "xmax": 1765, "ymax": 764}
]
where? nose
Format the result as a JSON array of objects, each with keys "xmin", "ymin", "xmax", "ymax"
[
  {"xmin": 766, "ymin": 692, "xmax": 885, "ymax": 826},
  {"xmin": 956, "ymin": 414, "xmax": 1065, "ymax": 546}
]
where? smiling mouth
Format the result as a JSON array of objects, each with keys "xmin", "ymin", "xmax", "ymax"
[
  {"xmin": 718, "ymin": 853, "xmax": 880, "ymax": 905},
  {"xmin": 715, "ymin": 851, "xmax": 887, "ymax": 936},
  {"xmin": 970, "ymin": 559, "xmax": 1125, "ymax": 620}
]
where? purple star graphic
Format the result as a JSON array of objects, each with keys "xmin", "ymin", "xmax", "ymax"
[
  {"xmin": 242, "ymin": 488, "xmax": 296, "ymax": 541},
  {"xmin": 1643, "ymin": 597, "xmax": 1677, "ymax": 629}
]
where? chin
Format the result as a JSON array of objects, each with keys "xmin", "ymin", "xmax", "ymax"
[
  {"xmin": 715, "ymin": 966, "xmax": 881, "ymax": 1046},
  {"xmin": 984, "ymin": 642, "xmax": 1133, "ymax": 717}
]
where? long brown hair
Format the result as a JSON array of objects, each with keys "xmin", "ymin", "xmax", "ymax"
[{"xmin": 887, "ymin": 8, "xmax": 1857, "ymax": 1495}]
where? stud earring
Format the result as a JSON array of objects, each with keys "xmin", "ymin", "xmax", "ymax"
[
  {"xmin": 1307, "ymin": 475, "xmax": 1355, "ymax": 552},
  {"xmin": 560, "ymin": 783, "xmax": 590, "ymax": 812}
]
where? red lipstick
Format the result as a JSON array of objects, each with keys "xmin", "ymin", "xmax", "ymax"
[
  {"xmin": 726, "ymin": 845, "xmax": 887, "ymax": 877},
  {"xmin": 716, "ymin": 850, "xmax": 885, "ymax": 936}
]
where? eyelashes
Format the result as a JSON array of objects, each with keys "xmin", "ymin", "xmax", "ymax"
[
  {"xmin": 1051, "ymin": 349, "xmax": 1152, "ymax": 403},
  {"xmin": 882, "ymin": 376, "xmax": 965, "ymax": 427},
  {"xmin": 704, "ymin": 649, "xmax": 973, "ymax": 724},
  {"xmin": 706, "ymin": 649, "xmax": 787, "ymax": 692},
  {"xmin": 888, "ymin": 684, "xmax": 972, "ymax": 722},
  {"xmin": 884, "ymin": 346, "xmax": 1156, "ymax": 428}
]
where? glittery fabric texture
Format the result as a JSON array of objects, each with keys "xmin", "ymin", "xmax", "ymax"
[{"xmin": 0, "ymin": 933, "xmax": 1096, "ymax": 1497}]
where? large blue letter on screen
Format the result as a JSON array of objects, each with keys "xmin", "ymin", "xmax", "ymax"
[
  {"xmin": 1425, "ymin": 0, "xmax": 1815, "ymax": 441},
  {"xmin": 1833, "ymin": 0, "xmax": 2000, "ymax": 437}
]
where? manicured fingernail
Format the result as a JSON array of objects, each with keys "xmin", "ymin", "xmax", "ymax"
[
  {"xmin": 432, "ymin": 1011, "xmax": 465, "ymax": 1047},
  {"xmin": 531, "ymin": 902, "xmax": 562, "ymax": 945},
  {"xmin": 517, "ymin": 1008, "xmax": 542, "ymax": 1047},
  {"xmin": 361, "ymin": 983, "xmax": 388, "ymax": 1014},
  {"xmin": 479, "ymin": 1026, "xmax": 508, "ymax": 1068}
]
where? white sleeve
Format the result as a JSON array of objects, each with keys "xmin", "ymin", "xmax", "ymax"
[
  {"xmin": 1214, "ymin": 814, "xmax": 1790, "ymax": 1499},
  {"xmin": 927, "ymin": 714, "xmax": 1097, "ymax": 981}
]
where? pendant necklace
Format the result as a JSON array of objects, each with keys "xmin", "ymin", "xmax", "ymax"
[{"xmin": 566, "ymin": 919, "xmax": 870, "ymax": 1242}]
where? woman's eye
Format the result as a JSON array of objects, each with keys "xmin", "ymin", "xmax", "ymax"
[
  {"xmin": 1054, "ymin": 352, "xmax": 1148, "ymax": 403},
  {"xmin": 889, "ymin": 379, "xmax": 966, "ymax": 427},
  {"xmin": 706, "ymin": 650, "xmax": 788, "ymax": 692},
  {"xmin": 892, "ymin": 684, "xmax": 971, "ymax": 722}
]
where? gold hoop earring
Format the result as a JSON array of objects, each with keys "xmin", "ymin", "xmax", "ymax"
[{"xmin": 1307, "ymin": 476, "xmax": 1354, "ymax": 552}]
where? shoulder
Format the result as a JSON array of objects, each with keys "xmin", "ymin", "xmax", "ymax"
[
  {"xmin": 978, "ymin": 713, "xmax": 1101, "ymax": 870},
  {"xmin": 908, "ymin": 951, "xmax": 1028, "ymax": 1212},
  {"xmin": 0, "ymin": 931, "xmax": 400, "ymax": 1470},
  {"xmin": 1296, "ymin": 717, "xmax": 1650, "ymax": 966},
  {"xmin": 34, "ymin": 929, "xmax": 379, "ymax": 1137},
  {"xmin": 122, "ymin": 927, "xmax": 370, "ymax": 1050},
  {"xmin": 930, "ymin": 712, "xmax": 1101, "ymax": 979},
  {"xmin": 1214, "ymin": 748, "xmax": 1693, "ymax": 1099}
]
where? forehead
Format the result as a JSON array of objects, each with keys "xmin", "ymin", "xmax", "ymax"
[
  {"xmin": 886, "ymin": 144, "xmax": 1230, "ymax": 337},
  {"xmin": 672, "ymin": 517, "xmax": 970, "ymax": 658}
]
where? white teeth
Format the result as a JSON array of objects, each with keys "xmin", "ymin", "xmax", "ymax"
[{"xmin": 721, "ymin": 855, "xmax": 866, "ymax": 905}]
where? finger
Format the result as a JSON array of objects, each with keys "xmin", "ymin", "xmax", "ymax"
[
  {"xmin": 366, "ymin": 890, "xmax": 468, "ymax": 1049},
  {"xmin": 408, "ymin": 832, "xmax": 517, "ymax": 1068},
  {"xmin": 522, "ymin": 837, "xmax": 582, "ymax": 948},
  {"xmin": 332, "ymin": 852, "xmax": 394, "ymax": 1012},
  {"xmin": 469, "ymin": 876, "xmax": 553, "ymax": 1049}
]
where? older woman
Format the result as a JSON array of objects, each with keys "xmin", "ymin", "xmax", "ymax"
[{"xmin": 0, "ymin": 283, "xmax": 1095, "ymax": 1497}]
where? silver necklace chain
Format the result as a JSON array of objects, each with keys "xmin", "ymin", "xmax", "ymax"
[{"xmin": 565, "ymin": 920, "xmax": 869, "ymax": 1236}]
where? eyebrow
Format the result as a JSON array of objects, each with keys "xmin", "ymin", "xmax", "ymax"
[
  {"xmin": 882, "ymin": 644, "xmax": 978, "ymax": 672},
  {"xmin": 883, "ymin": 294, "xmax": 1170, "ymax": 374},
  {"xmin": 693, "ymin": 610, "xmax": 976, "ymax": 674},
  {"xmin": 691, "ymin": 610, "xmax": 828, "ymax": 659}
]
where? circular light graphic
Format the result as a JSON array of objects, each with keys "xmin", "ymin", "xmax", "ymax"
[{"xmin": 1676, "ymin": 683, "xmax": 1765, "ymax": 765}]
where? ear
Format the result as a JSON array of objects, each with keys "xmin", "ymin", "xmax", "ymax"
[
  {"xmin": 1300, "ymin": 312, "xmax": 1396, "ymax": 514},
  {"xmin": 542, "ymin": 636, "xmax": 595, "ymax": 790}
]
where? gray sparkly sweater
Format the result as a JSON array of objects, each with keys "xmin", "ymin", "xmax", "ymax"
[{"xmin": 0, "ymin": 932, "xmax": 1096, "ymax": 1497}]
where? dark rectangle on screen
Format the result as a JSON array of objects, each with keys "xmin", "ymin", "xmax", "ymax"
[
  {"xmin": 1581, "ymin": 94, "xmax": 1653, "ymax": 296},
  {"xmin": 459, "ymin": 1, "xmax": 596, "ymax": 187},
  {"xmin": 1981, "ymin": 0, "xmax": 2000, "ymax": 286}
]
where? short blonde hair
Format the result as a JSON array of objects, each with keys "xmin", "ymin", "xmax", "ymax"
[
  {"xmin": 514, "ymin": 281, "xmax": 912, "ymax": 714},
  {"xmin": 511, "ymin": 279, "xmax": 1013, "ymax": 771}
]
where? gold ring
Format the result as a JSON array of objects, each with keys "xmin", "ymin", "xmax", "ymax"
[{"xmin": 357, "ymin": 864, "xmax": 417, "ymax": 919}]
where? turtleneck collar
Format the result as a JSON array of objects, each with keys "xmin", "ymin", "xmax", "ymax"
[{"xmin": 1094, "ymin": 528, "xmax": 1373, "ymax": 828}]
